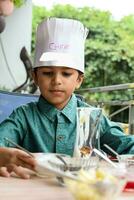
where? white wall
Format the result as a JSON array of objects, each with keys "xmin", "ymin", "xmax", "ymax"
[{"xmin": 0, "ymin": 0, "xmax": 32, "ymax": 90}]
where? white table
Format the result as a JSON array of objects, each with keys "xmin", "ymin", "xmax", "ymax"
[{"xmin": 0, "ymin": 174, "xmax": 133, "ymax": 200}]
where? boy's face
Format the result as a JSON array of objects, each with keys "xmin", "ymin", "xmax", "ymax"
[{"xmin": 33, "ymin": 66, "xmax": 84, "ymax": 110}]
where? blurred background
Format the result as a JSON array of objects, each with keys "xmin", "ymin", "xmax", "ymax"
[{"xmin": 1, "ymin": 0, "xmax": 134, "ymax": 132}]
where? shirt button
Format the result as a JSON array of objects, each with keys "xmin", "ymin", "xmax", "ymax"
[{"xmin": 56, "ymin": 135, "xmax": 64, "ymax": 141}]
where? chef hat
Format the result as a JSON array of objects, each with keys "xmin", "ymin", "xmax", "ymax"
[{"xmin": 34, "ymin": 17, "xmax": 88, "ymax": 73}]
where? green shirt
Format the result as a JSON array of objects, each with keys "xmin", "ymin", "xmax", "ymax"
[{"xmin": 0, "ymin": 94, "xmax": 134, "ymax": 156}]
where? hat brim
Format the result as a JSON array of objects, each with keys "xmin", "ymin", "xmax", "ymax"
[{"xmin": 34, "ymin": 52, "xmax": 84, "ymax": 73}]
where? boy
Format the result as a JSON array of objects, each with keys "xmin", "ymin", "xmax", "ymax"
[{"xmin": 0, "ymin": 17, "xmax": 134, "ymax": 177}]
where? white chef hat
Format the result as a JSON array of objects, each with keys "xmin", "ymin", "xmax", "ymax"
[{"xmin": 34, "ymin": 17, "xmax": 88, "ymax": 73}]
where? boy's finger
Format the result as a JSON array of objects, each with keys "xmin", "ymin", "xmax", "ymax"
[
  {"xmin": 6, "ymin": 164, "xmax": 31, "ymax": 179},
  {"xmin": 0, "ymin": 167, "xmax": 11, "ymax": 177},
  {"xmin": 16, "ymin": 155, "xmax": 37, "ymax": 170},
  {"xmin": 11, "ymin": 165, "xmax": 31, "ymax": 179}
]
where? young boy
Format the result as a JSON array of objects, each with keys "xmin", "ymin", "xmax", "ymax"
[{"xmin": 0, "ymin": 17, "xmax": 134, "ymax": 177}]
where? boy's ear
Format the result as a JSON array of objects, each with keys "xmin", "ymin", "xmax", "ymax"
[
  {"xmin": 32, "ymin": 71, "xmax": 38, "ymax": 86},
  {"xmin": 75, "ymin": 74, "xmax": 84, "ymax": 89}
]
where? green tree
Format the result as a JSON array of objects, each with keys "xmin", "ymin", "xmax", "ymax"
[{"xmin": 32, "ymin": 5, "xmax": 134, "ymax": 103}]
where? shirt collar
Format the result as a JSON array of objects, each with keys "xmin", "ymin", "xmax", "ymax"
[{"xmin": 37, "ymin": 94, "xmax": 77, "ymax": 123}]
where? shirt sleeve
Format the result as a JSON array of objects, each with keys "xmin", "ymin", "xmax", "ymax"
[
  {"xmin": 0, "ymin": 107, "xmax": 27, "ymax": 147},
  {"xmin": 100, "ymin": 115, "xmax": 134, "ymax": 155}
]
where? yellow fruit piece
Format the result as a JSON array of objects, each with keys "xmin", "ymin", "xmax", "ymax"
[{"xmin": 95, "ymin": 169, "xmax": 106, "ymax": 180}]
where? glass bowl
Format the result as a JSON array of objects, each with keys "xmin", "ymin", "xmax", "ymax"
[
  {"xmin": 34, "ymin": 153, "xmax": 99, "ymax": 178},
  {"xmin": 64, "ymin": 168, "xmax": 126, "ymax": 200},
  {"xmin": 119, "ymin": 154, "xmax": 134, "ymax": 166},
  {"xmin": 49, "ymin": 156, "xmax": 99, "ymax": 172},
  {"xmin": 34, "ymin": 153, "xmax": 70, "ymax": 177}
]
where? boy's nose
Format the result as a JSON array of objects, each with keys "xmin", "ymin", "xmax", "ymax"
[{"xmin": 52, "ymin": 74, "xmax": 62, "ymax": 85}]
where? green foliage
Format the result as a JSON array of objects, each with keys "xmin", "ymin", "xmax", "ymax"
[
  {"xmin": 32, "ymin": 4, "xmax": 134, "ymax": 103},
  {"xmin": 13, "ymin": 0, "xmax": 25, "ymax": 7}
]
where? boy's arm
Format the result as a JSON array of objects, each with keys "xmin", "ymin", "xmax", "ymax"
[
  {"xmin": 0, "ymin": 108, "xmax": 28, "ymax": 147},
  {"xmin": 0, "ymin": 147, "xmax": 36, "ymax": 179},
  {"xmin": 100, "ymin": 115, "xmax": 134, "ymax": 155}
]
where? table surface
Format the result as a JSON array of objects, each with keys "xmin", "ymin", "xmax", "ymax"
[
  {"xmin": 0, "ymin": 173, "xmax": 133, "ymax": 200},
  {"xmin": 0, "ymin": 174, "xmax": 73, "ymax": 200}
]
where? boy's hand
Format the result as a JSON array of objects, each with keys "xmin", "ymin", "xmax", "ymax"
[{"xmin": 0, "ymin": 147, "xmax": 37, "ymax": 179}]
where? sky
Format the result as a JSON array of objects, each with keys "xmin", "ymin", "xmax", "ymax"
[{"xmin": 32, "ymin": 0, "xmax": 134, "ymax": 20}]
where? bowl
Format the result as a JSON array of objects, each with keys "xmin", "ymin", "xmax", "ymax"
[
  {"xmin": 49, "ymin": 156, "xmax": 99, "ymax": 172},
  {"xmin": 35, "ymin": 153, "xmax": 70, "ymax": 177},
  {"xmin": 65, "ymin": 168, "xmax": 126, "ymax": 200},
  {"xmin": 119, "ymin": 154, "xmax": 134, "ymax": 165},
  {"xmin": 34, "ymin": 153, "xmax": 99, "ymax": 178}
]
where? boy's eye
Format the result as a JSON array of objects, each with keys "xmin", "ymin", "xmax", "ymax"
[
  {"xmin": 41, "ymin": 71, "xmax": 73, "ymax": 77},
  {"xmin": 42, "ymin": 71, "xmax": 53, "ymax": 76},
  {"xmin": 62, "ymin": 72, "xmax": 72, "ymax": 77}
]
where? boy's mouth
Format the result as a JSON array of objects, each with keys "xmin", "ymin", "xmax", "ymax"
[
  {"xmin": 50, "ymin": 89, "xmax": 64, "ymax": 92},
  {"xmin": 50, "ymin": 89, "xmax": 64, "ymax": 94}
]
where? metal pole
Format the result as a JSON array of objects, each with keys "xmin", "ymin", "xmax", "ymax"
[
  {"xmin": 77, "ymin": 83, "xmax": 134, "ymax": 93},
  {"xmin": 129, "ymin": 104, "xmax": 134, "ymax": 135}
]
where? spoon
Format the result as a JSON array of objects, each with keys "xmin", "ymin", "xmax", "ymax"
[
  {"xmin": 4, "ymin": 137, "xmax": 34, "ymax": 157},
  {"xmin": 55, "ymin": 154, "xmax": 69, "ymax": 171},
  {"xmin": 55, "ymin": 155, "xmax": 82, "ymax": 172},
  {"xmin": 103, "ymin": 144, "xmax": 120, "ymax": 161},
  {"xmin": 93, "ymin": 148, "xmax": 117, "ymax": 168}
]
